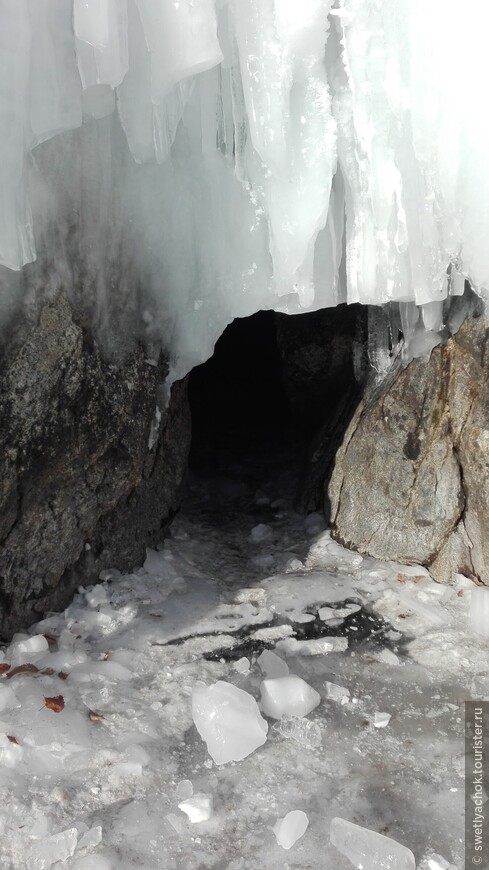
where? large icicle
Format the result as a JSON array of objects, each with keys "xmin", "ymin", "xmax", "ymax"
[
  {"xmin": 1, "ymin": 0, "xmax": 489, "ymax": 375},
  {"xmin": 230, "ymin": 0, "xmax": 336, "ymax": 304}
]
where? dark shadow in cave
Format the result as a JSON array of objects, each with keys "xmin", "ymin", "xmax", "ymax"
[
  {"xmin": 187, "ymin": 311, "xmax": 299, "ymax": 493},
  {"xmin": 187, "ymin": 306, "xmax": 368, "ymax": 515}
]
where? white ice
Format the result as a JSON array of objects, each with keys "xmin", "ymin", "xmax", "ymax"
[
  {"xmin": 192, "ymin": 681, "xmax": 268, "ymax": 764},
  {"xmin": 273, "ymin": 810, "xmax": 309, "ymax": 851},
  {"xmin": 0, "ymin": 456, "xmax": 481, "ymax": 867},
  {"xmin": 323, "ymin": 680, "xmax": 350, "ymax": 704},
  {"xmin": 178, "ymin": 793, "xmax": 213, "ymax": 823},
  {"xmin": 260, "ymin": 675, "xmax": 320, "ymax": 719},
  {"xmin": 330, "ymin": 817, "xmax": 416, "ymax": 870},
  {"xmin": 1, "ymin": 2, "xmax": 488, "ymax": 377},
  {"xmin": 469, "ymin": 586, "xmax": 489, "ymax": 638}
]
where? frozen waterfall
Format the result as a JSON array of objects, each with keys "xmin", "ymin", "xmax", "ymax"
[{"xmin": 0, "ymin": 0, "xmax": 487, "ymax": 377}]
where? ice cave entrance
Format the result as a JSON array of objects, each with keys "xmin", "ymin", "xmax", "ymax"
[
  {"xmin": 187, "ymin": 307, "xmax": 362, "ymax": 513},
  {"xmin": 188, "ymin": 311, "xmax": 294, "ymax": 481}
]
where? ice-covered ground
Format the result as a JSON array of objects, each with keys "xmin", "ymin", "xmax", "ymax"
[{"xmin": 0, "ymin": 454, "xmax": 485, "ymax": 869}]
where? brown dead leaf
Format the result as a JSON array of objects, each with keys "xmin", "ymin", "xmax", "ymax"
[
  {"xmin": 0, "ymin": 663, "xmax": 10, "ymax": 674},
  {"xmin": 58, "ymin": 671, "xmax": 69, "ymax": 681},
  {"xmin": 43, "ymin": 695, "xmax": 65, "ymax": 713},
  {"xmin": 7, "ymin": 735, "xmax": 19, "ymax": 745},
  {"xmin": 103, "ymin": 652, "xmax": 110, "ymax": 661},
  {"xmin": 88, "ymin": 709, "xmax": 105, "ymax": 722},
  {"xmin": 41, "ymin": 667, "xmax": 55, "ymax": 676},
  {"xmin": 457, "ymin": 589, "xmax": 464, "ymax": 597},
  {"xmin": 6, "ymin": 663, "xmax": 39, "ymax": 679}
]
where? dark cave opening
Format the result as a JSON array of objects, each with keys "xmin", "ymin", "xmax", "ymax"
[
  {"xmin": 187, "ymin": 311, "xmax": 299, "ymax": 493},
  {"xmin": 187, "ymin": 306, "xmax": 367, "ymax": 513}
]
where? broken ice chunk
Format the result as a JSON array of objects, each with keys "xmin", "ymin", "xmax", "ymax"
[
  {"xmin": 0, "ymin": 733, "xmax": 23, "ymax": 768},
  {"xmin": 273, "ymin": 810, "xmax": 309, "ymax": 850},
  {"xmin": 335, "ymin": 603, "xmax": 361, "ymax": 618},
  {"xmin": 318, "ymin": 606, "xmax": 336, "ymax": 620},
  {"xmin": 166, "ymin": 812, "xmax": 187, "ymax": 836},
  {"xmin": 273, "ymin": 715, "xmax": 322, "ymax": 749},
  {"xmin": 330, "ymin": 818, "xmax": 415, "ymax": 869},
  {"xmin": 469, "ymin": 586, "xmax": 489, "ymax": 638},
  {"xmin": 178, "ymin": 794, "xmax": 213, "ymax": 823},
  {"xmin": 257, "ymin": 649, "xmax": 289, "ymax": 678},
  {"xmin": 419, "ymin": 854, "xmax": 459, "ymax": 870},
  {"xmin": 175, "ymin": 780, "xmax": 194, "ymax": 801},
  {"xmin": 260, "ymin": 676, "xmax": 320, "ymax": 719},
  {"xmin": 85, "ymin": 585, "xmax": 109, "ymax": 608},
  {"xmin": 323, "ymin": 681, "xmax": 350, "ymax": 704},
  {"xmin": 29, "ymin": 828, "xmax": 78, "ymax": 870},
  {"xmin": 232, "ymin": 657, "xmax": 250, "ymax": 674},
  {"xmin": 0, "ymin": 685, "xmax": 20, "ymax": 713},
  {"xmin": 374, "ymin": 712, "xmax": 392, "ymax": 728},
  {"xmin": 275, "ymin": 636, "xmax": 348, "ymax": 656},
  {"xmin": 375, "ymin": 648, "xmax": 400, "ymax": 666},
  {"xmin": 76, "ymin": 826, "xmax": 102, "ymax": 851},
  {"xmin": 250, "ymin": 523, "xmax": 272, "ymax": 543},
  {"xmin": 192, "ymin": 681, "xmax": 268, "ymax": 764},
  {"xmin": 8, "ymin": 634, "xmax": 49, "ymax": 667}
]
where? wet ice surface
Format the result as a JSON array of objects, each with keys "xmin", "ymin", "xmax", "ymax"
[{"xmin": 0, "ymin": 457, "xmax": 485, "ymax": 869}]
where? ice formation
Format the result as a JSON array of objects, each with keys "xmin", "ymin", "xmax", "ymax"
[
  {"xmin": 330, "ymin": 817, "xmax": 416, "ymax": 870},
  {"xmin": 178, "ymin": 793, "xmax": 214, "ymax": 823},
  {"xmin": 468, "ymin": 586, "xmax": 489, "ymax": 638},
  {"xmin": 192, "ymin": 680, "xmax": 268, "ymax": 764},
  {"xmin": 260, "ymin": 675, "xmax": 320, "ymax": 718},
  {"xmin": 0, "ymin": 1, "xmax": 486, "ymax": 378},
  {"xmin": 273, "ymin": 810, "xmax": 309, "ymax": 850}
]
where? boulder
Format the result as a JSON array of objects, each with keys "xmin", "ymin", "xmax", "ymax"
[
  {"xmin": 329, "ymin": 313, "xmax": 489, "ymax": 583},
  {"xmin": 0, "ymin": 289, "xmax": 190, "ymax": 640}
]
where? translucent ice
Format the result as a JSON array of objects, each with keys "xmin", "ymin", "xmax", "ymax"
[
  {"xmin": 192, "ymin": 681, "xmax": 268, "ymax": 764},
  {"xmin": 1, "ymin": 2, "xmax": 489, "ymax": 378},
  {"xmin": 273, "ymin": 715, "xmax": 322, "ymax": 749},
  {"xmin": 260, "ymin": 675, "xmax": 320, "ymax": 719},
  {"xmin": 76, "ymin": 826, "xmax": 103, "ymax": 851},
  {"xmin": 275, "ymin": 636, "xmax": 349, "ymax": 656},
  {"xmin": 374, "ymin": 712, "xmax": 392, "ymax": 728},
  {"xmin": 257, "ymin": 650, "xmax": 289, "ymax": 679},
  {"xmin": 178, "ymin": 794, "xmax": 213, "ymax": 823},
  {"xmin": 420, "ymin": 855, "xmax": 459, "ymax": 870},
  {"xmin": 330, "ymin": 817, "xmax": 416, "ymax": 870},
  {"xmin": 375, "ymin": 649, "xmax": 400, "ymax": 666},
  {"xmin": 8, "ymin": 634, "xmax": 49, "ymax": 667},
  {"xmin": 29, "ymin": 828, "xmax": 78, "ymax": 870},
  {"xmin": 0, "ymin": 685, "xmax": 21, "ymax": 713},
  {"xmin": 323, "ymin": 681, "xmax": 350, "ymax": 704},
  {"xmin": 469, "ymin": 586, "xmax": 489, "ymax": 638},
  {"xmin": 273, "ymin": 810, "xmax": 309, "ymax": 850}
]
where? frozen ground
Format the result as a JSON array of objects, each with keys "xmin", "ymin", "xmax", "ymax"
[{"xmin": 0, "ymin": 448, "xmax": 485, "ymax": 869}]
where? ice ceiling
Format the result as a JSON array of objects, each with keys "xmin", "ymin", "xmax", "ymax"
[{"xmin": 1, "ymin": 0, "xmax": 487, "ymax": 377}]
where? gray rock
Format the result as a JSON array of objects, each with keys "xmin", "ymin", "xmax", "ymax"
[
  {"xmin": 329, "ymin": 314, "xmax": 489, "ymax": 583},
  {"xmin": 0, "ymin": 290, "xmax": 190, "ymax": 640}
]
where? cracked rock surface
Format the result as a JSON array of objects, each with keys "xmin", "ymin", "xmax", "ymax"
[
  {"xmin": 0, "ymin": 290, "xmax": 190, "ymax": 640},
  {"xmin": 328, "ymin": 314, "xmax": 489, "ymax": 583}
]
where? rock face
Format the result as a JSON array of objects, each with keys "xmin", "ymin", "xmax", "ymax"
[
  {"xmin": 0, "ymin": 290, "xmax": 190, "ymax": 640},
  {"xmin": 329, "ymin": 313, "xmax": 489, "ymax": 583}
]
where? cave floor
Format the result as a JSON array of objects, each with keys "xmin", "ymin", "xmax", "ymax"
[{"xmin": 0, "ymin": 448, "xmax": 484, "ymax": 869}]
